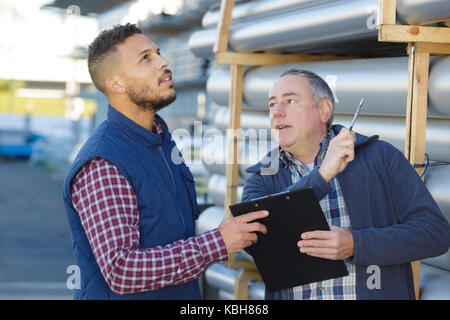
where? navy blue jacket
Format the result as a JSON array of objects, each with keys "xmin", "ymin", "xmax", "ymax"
[
  {"xmin": 62, "ymin": 105, "xmax": 201, "ymax": 299},
  {"xmin": 242, "ymin": 125, "xmax": 450, "ymax": 300}
]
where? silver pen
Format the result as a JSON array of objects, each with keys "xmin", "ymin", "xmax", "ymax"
[{"xmin": 349, "ymin": 98, "xmax": 364, "ymax": 131}]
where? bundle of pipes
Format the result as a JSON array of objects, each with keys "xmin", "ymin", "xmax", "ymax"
[{"xmin": 189, "ymin": 0, "xmax": 450, "ymax": 57}]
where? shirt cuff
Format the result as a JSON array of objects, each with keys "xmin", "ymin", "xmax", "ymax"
[{"xmin": 196, "ymin": 228, "xmax": 228, "ymax": 263}]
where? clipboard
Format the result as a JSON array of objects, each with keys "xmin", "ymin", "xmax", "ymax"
[{"xmin": 229, "ymin": 187, "xmax": 349, "ymax": 291}]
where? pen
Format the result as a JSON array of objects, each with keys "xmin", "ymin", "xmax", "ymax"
[{"xmin": 349, "ymin": 98, "xmax": 364, "ymax": 131}]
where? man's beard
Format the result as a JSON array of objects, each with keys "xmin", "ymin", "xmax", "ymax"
[{"xmin": 128, "ymin": 83, "xmax": 176, "ymax": 112}]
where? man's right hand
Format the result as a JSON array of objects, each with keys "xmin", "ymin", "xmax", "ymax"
[
  {"xmin": 218, "ymin": 210, "xmax": 269, "ymax": 254},
  {"xmin": 318, "ymin": 128, "xmax": 356, "ymax": 183}
]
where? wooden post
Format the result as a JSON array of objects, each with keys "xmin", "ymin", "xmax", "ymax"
[
  {"xmin": 213, "ymin": 0, "xmax": 235, "ymax": 54},
  {"xmin": 233, "ymin": 269, "xmax": 262, "ymax": 300},
  {"xmin": 379, "ymin": 0, "xmax": 397, "ymax": 25},
  {"xmin": 405, "ymin": 43, "xmax": 430, "ymax": 300},
  {"xmin": 224, "ymin": 63, "xmax": 244, "ymax": 267}
]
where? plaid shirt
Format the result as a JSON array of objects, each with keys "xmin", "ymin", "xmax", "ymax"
[
  {"xmin": 71, "ymin": 118, "xmax": 228, "ymax": 295},
  {"xmin": 279, "ymin": 130, "xmax": 356, "ymax": 300}
]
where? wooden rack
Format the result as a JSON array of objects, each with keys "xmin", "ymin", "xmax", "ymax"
[
  {"xmin": 213, "ymin": 0, "xmax": 450, "ymax": 300},
  {"xmin": 378, "ymin": 0, "xmax": 450, "ymax": 300}
]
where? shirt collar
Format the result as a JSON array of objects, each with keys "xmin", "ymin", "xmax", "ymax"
[
  {"xmin": 279, "ymin": 129, "xmax": 335, "ymax": 170},
  {"xmin": 107, "ymin": 104, "xmax": 168, "ymax": 147}
]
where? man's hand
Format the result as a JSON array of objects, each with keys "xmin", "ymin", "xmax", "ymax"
[
  {"xmin": 318, "ymin": 128, "xmax": 356, "ymax": 182},
  {"xmin": 297, "ymin": 226, "xmax": 354, "ymax": 260},
  {"xmin": 218, "ymin": 210, "xmax": 269, "ymax": 254}
]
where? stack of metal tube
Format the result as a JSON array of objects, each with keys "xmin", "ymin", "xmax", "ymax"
[{"xmin": 192, "ymin": 0, "xmax": 450, "ymax": 300}]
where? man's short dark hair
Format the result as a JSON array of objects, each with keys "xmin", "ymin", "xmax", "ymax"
[
  {"xmin": 280, "ymin": 69, "xmax": 335, "ymax": 130},
  {"xmin": 88, "ymin": 23, "xmax": 143, "ymax": 93}
]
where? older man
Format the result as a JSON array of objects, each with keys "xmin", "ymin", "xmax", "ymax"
[
  {"xmin": 62, "ymin": 24, "xmax": 268, "ymax": 300},
  {"xmin": 242, "ymin": 69, "xmax": 450, "ymax": 300}
]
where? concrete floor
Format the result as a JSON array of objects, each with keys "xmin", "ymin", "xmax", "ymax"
[{"xmin": 0, "ymin": 159, "xmax": 75, "ymax": 299}]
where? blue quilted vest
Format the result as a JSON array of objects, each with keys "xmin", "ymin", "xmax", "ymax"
[{"xmin": 62, "ymin": 105, "xmax": 201, "ymax": 299}]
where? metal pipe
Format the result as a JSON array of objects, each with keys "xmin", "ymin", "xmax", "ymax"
[
  {"xmin": 242, "ymin": 57, "xmax": 410, "ymax": 115},
  {"xmin": 420, "ymin": 263, "xmax": 450, "ymax": 300},
  {"xmin": 196, "ymin": 205, "xmax": 224, "ymax": 235},
  {"xmin": 425, "ymin": 166, "xmax": 450, "ymax": 226},
  {"xmin": 429, "ymin": 57, "xmax": 450, "ymax": 117},
  {"xmin": 203, "ymin": 0, "xmax": 450, "ymax": 28},
  {"xmin": 213, "ymin": 106, "xmax": 270, "ymax": 130},
  {"xmin": 230, "ymin": 0, "xmax": 379, "ymax": 53},
  {"xmin": 205, "ymin": 263, "xmax": 266, "ymax": 300},
  {"xmin": 423, "ymin": 165, "xmax": 450, "ymax": 279},
  {"xmin": 397, "ymin": 0, "xmax": 450, "ymax": 25},
  {"xmin": 202, "ymin": 0, "xmax": 337, "ymax": 28},
  {"xmin": 204, "ymin": 263, "xmax": 238, "ymax": 293},
  {"xmin": 207, "ymin": 57, "xmax": 450, "ymax": 118},
  {"xmin": 249, "ymin": 280, "xmax": 266, "ymax": 300},
  {"xmin": 207, "ymin": 174, "xmax": 243, "ymax": 206}
]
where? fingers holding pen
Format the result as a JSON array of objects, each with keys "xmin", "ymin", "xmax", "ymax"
[{"xmin": 318, "ymin": 128, "xmax": 357, "ymax": 182}]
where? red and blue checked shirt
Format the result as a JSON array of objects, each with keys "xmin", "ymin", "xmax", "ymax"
[
  {"xmin": 71, "ymin": 118, "xmax": 228, "ymax": 295},
  {"xmin": 279, "ymin": 130, "xmax": 356, "ymax": 300}
]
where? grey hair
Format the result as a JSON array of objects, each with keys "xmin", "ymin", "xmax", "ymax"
[{"xmin": 280, "ymin": 69, "xmax": 335, "ymax": 130}]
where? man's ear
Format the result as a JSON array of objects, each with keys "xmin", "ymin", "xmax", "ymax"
[
  {"xmin": 318, "ymin": 98, "xmax": 333, "ymax": 125},
  {"xmin": 105, "ymin": 77, "xmax": 126, "ymax": 94}
]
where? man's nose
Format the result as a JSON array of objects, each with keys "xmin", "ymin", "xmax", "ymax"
[
  {"xmin": 272, "ymin": 103, "xmax": 285, "ymax": 117},
  {"xmin": 158, "ymin": 55, "xmax": 169, "ymax": 70}
]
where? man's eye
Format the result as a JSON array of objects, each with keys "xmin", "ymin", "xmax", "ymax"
[
  {"xmin": 269, "ymin": 103, "xmax": 275, "ymax": 108},
  {"xmin": 141, "ymin": 54, "xmax": 149, "ymax": 61},
  {"xmin": 287, "ymin": 99, "xmax": 295, "ymax": 104}
]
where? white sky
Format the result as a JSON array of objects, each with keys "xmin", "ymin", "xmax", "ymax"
[
  {"xmin": 0, "ymin": 0, "xmax": 185, "ymax": 83},
  {"xmin": 0, "ymin": 0, "xmax": 98, "ymax": 83}
]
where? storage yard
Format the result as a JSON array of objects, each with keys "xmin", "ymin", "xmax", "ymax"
[{"xmin": 0, "ymin": 0, "xmax": 449, "ymax": 300}]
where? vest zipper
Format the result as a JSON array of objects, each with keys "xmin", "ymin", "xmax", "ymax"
[{"xmin": 158, "ymin": 146, "xmax": 187, "ymax": 235}]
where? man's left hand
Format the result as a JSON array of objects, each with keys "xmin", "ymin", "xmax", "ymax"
[{"xmin": 297, "ymin": 226, "xmax": 354, "ymax": 260}]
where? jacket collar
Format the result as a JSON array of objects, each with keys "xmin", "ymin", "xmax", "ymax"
[
  {"xmin": 246, "ymin": 124, "xmax": 379, "ymax": 174},
  {"xmin": 332, "ymin": 124, "xmax": 378, "ymax": 148},
  {"xmin": 106, "ymin": 104, "xmax": 171, "ymax": 148}
]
